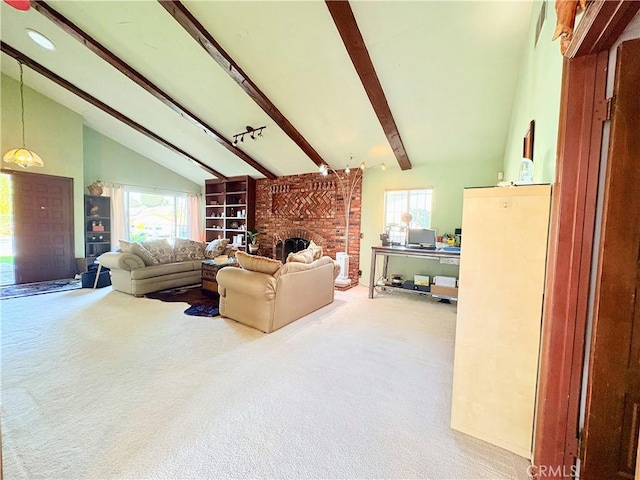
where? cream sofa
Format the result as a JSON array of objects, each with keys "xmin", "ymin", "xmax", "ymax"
[
  {"xmin": 97, "ymin": 238, "xmax": 233, "ymax": 296},
  {"xmin": 217, "ymin": 253, "xmax": 340, "ymax": 333},
  {"xmin": 97, "ymin": 251, "xmax": 202, "ymax": 296}
]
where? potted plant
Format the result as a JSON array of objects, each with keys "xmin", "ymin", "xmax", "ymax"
[{"xmin": 247, "ymin": 229, "xmax": 260, "ymax": 253}]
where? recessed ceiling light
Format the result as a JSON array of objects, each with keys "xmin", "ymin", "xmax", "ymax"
[{"xmin": 26, "ymin": 29, "xmax": 55, "ymax": 51}]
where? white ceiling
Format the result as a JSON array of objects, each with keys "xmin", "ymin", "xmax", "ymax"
[{"xmin": 0, "ymin": 1, "xmax": 533, "ymax": 185}]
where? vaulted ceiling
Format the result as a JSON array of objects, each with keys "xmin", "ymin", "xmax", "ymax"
[{"xmin": 0, "ymin": 1, "xmax": 533, "ymax": 184}]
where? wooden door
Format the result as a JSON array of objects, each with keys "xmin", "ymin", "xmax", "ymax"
[
  {"xmin": 581, "ymin": 38, "xmax": 640, "ymax": 480},
  {"xmin": 11, "ymin": 172, "xmax": 75, "ymax": 283}
]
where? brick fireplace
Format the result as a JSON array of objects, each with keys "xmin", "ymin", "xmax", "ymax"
[{"xmin": 255, "ymin": 171, "xmax": 362, "ymax": 284}]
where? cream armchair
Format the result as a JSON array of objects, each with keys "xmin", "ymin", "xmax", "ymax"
[{"xmin": 216, "ymin": 254, "xmax": 340, "ymax": 333}]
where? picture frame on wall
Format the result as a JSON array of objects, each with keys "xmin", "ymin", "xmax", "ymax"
[{"xmin": 523, "ymin": 119, "xmax": 535, "ymax": 160}]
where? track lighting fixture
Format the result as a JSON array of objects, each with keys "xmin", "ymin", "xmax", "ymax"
[{"xmin": 232, "ymin": 125, "xmax": 266, "ymax": 146}]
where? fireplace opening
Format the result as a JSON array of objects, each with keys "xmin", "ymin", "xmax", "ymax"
[{"xmin": 275, "ymin": 237, "xmax": 310, "ymax": 263}]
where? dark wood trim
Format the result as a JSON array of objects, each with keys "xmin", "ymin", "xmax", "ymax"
[
  {"xmin": 581, "ymin": 37, "xmax": 640, "ymax": 480},
  {"xmin": 564, "ymin": 50, "xmax": 609, "ymax": 462},
  {"xmin": 1, "ymin": 42, "xmax": 226, "ymax": 180},
  {"xmin": 535, "ymin": 4, "xmax": 640, "ymax": 475},
  {"xmin": 534, "ymin": 51, "xmax": 608, "ymax": 472},
  {"xmin": 325, "ymin": 0, "xmax": 412, "ymax": 171},
  {"xmin": 31, "ymin": 0, "xmax": 275, "ymax": 180},
  {"xmin": 158, "ymin": 0, "xmax": 326, "ymax": 170},
  {"xmin": 565, "ymin": 0, "xmax": 640, "ymax": 58}
]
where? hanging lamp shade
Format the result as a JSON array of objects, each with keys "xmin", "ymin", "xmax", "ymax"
[
  {"xmin": 3, "ymin": 148, "xmax": 44, "ymax": 168},
  {"xmin": 3, "ymin": 61, "xmax": 44, "ymax": 169}
]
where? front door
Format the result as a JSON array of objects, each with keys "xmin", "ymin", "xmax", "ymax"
[
  {"xmin": 11, "ymin": 171, "xmax": 75, "ymax": 283},
  {"xmin": 581, "ymin": 38, "xmax": 640, "ymax": 480}
]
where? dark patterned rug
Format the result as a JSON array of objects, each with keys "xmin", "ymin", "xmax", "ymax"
[
  {"xmin": 0, "ymin": 278, "xmax": 82, "ymax": 299},
  {"xmin": 145, "ymin": 286, "xmax": 220, "ymax": 317}
]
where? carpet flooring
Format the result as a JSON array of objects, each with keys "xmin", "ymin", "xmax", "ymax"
[
  {"xmin": 146, "ymin": 285, "xmax": 220, "ymax": 317},
  {"xmin": 0, "ymin": 278, "xmax": 81, "ymax": 299},
  {"xmin": 1, "ymin": 285, "xmax": 531, "ymax": 479}
]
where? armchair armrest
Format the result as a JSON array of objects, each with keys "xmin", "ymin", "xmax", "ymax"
[
  {"xmin": 216, "ymin": 267, "xmax": 277, "ymax": 300},
  {"xmin": 97, "ymin": 251, "xmax": 145, "ymax": 271}
]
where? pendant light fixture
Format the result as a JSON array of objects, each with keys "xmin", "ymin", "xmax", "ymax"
[{"xmin": 3, "ymin": 62, "xmax": 44, "ymax": 169}]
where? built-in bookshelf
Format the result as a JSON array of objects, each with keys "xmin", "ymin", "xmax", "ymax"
[
  {"xmin": 84, "ymin": 194, "xmax": 111, "ymax": 267},
  {"xmin": 204, "ymin": 176, "xmax": 256, "ymax": 250}
]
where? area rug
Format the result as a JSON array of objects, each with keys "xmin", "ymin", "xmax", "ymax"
[
  {"xmin": 145, "ymin": 286, "xmax": 220, "ymax": 317},
  {"xmin": 0, "ymin": 278, "xmax": 81, "ymax": 299}
]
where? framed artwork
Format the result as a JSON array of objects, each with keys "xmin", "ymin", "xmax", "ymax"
[{"xmin": 523, "ymin": 120, "xmax": 535, "ymax": 160}]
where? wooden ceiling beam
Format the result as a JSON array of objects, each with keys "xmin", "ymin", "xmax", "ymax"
[
  {"xmin": 31, "ymin": 0, "xmax": 276, "ymax": 180},
  {"xmin": 326, "ymin": 1, "xmax": 412, "ymax": 171},
  {"xmin": 0, "ymin": 42, "xmax": 228, "ymax": 179},
  {"xmin": 158, "ymin": 0, "xmax": 328, "ymax": 169}
]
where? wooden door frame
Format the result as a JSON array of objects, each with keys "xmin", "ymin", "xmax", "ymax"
[{"xmin": 533, "ymin": 1, "xmax": 640, "ymax": 475}]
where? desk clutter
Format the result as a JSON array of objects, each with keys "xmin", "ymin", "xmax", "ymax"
[
  {"xmin": 380, "ymin": 273, "xmax": 459, "ymax": 297},
  {"xmin": 369, "ymin": 246, "xmax": 461, "ymax": 301}
]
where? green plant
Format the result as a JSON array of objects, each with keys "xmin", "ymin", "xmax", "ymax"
[{"xmin": 247, "ymin": 229, "xmax": 260, "ymax": 245}]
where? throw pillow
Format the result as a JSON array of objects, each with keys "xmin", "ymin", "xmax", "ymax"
[
  {"xmin": 236, "ymin": 251, "xmax": 282, "ymax": 275},
  {"xmin": 119, "ymin": 240, "xmax": 157, "ymax": 266},
  {"xmin": 174, "ymin": 238, "xmax": 205, "ymax": 261},
  {"xmin": 205, "ymin": 238, "xmax": 230, "ymax": 259},
  {"xmin": 308, "ymin": 240, "xmax": 323, "ymax": 260},
  {"xmin": 286, "ymin": 248, "xmax": 315, "ymax": 264},
  {"xmin": 142, "ymin": 239, "xmax": 175, "ymax": 264}
]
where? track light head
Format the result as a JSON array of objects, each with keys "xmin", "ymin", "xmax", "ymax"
[{"xmin": 232, "ymin": 125, "xmax": 266, "ymax": 145}]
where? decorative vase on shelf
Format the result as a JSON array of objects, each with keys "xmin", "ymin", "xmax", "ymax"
[
  {"xmin": 87, "ymin": 181, "xmax": 103, "ymax": 196},
  {"xmin": 248, "ymin": 243, "xmax": 259, "ymax": 254}
]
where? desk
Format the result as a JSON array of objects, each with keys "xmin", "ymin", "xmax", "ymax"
[{"xmin": 368, "ymin": 246, "xmax": 461, "ymax": 299}]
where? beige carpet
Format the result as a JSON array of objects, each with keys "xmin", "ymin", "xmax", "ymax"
[{"xmin": 1, "ymin": 285, "xmax": 530, "ymax": 479}]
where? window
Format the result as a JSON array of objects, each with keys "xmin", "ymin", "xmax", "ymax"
[
  {"xmin": 384, "ymin": 189, "xmax": 433, "ymax": 244},
  {"xmin": 126, "ymin": 191, "xmax": 188, "ymax": 242}
]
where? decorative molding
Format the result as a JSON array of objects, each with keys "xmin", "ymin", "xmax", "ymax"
[{"xmin": 564, "ymin": 0, "xmax": 640, "ymax": 57}]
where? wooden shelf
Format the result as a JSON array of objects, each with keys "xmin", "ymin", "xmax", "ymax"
[
  {"xmin": 204, "ymin": 176, "xmax": 255, "ymax": 245},
  {"xmin": 376, "ymin": 284, "xmax": 458, "ymax": 302},
  {"xmin": 84, "ymin": 194, "xmax": 111, "ymax": 268}
]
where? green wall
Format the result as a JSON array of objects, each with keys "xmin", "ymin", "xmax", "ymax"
[
  {"xmin": 1, "ymin": 73, "xmax": 202, "ymax": 263},
  {"xmin": 83, "ymin": 126, "xmax": 201, "ymax": 194},
  {"xmin": 358, "ymin": 1, "xmax": 564, "ymax": 288},
  {"xmin": 1, "ymin": 74, "xmax": 85, "ymax": 257},
  {"xmin": 502, "ymin": 1, "xmax": 563, "ymax": 183},
  {"xmin": 358, "ymin": 161, "xmax": 499, "ymax": 286}
]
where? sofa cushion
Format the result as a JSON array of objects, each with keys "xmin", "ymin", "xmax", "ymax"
[
  {"xmin": 119, "ymin": 240, "xmax": 156, "ymax": 266},
  {"xmin": 278, "ymin": 256, "xmax": 336, "ymax": 277},
  {"xmin": 174, "ymin": 238, "xmax": 205, "ymax": 261},
  {"xmin": 236, "ymin": 251, "xmax": 282, "ymax": 275},
  {"xmin": 308, "ymin": 240, "xmax": 323, "ymax": 260},
  {"xmin": 142, "ymin": 239, "xmax": 175, "ymax": 264},
  {"xmin": 205, "ymin": 238, "xmax": 230, "ymax": 259},
  {"xmin": 286, "ymin": 248, "xmax": 314, "ymax": 264},
  {"xmin": 129, "ymin": 260, "xmax": 202, "ymax": 280}
]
